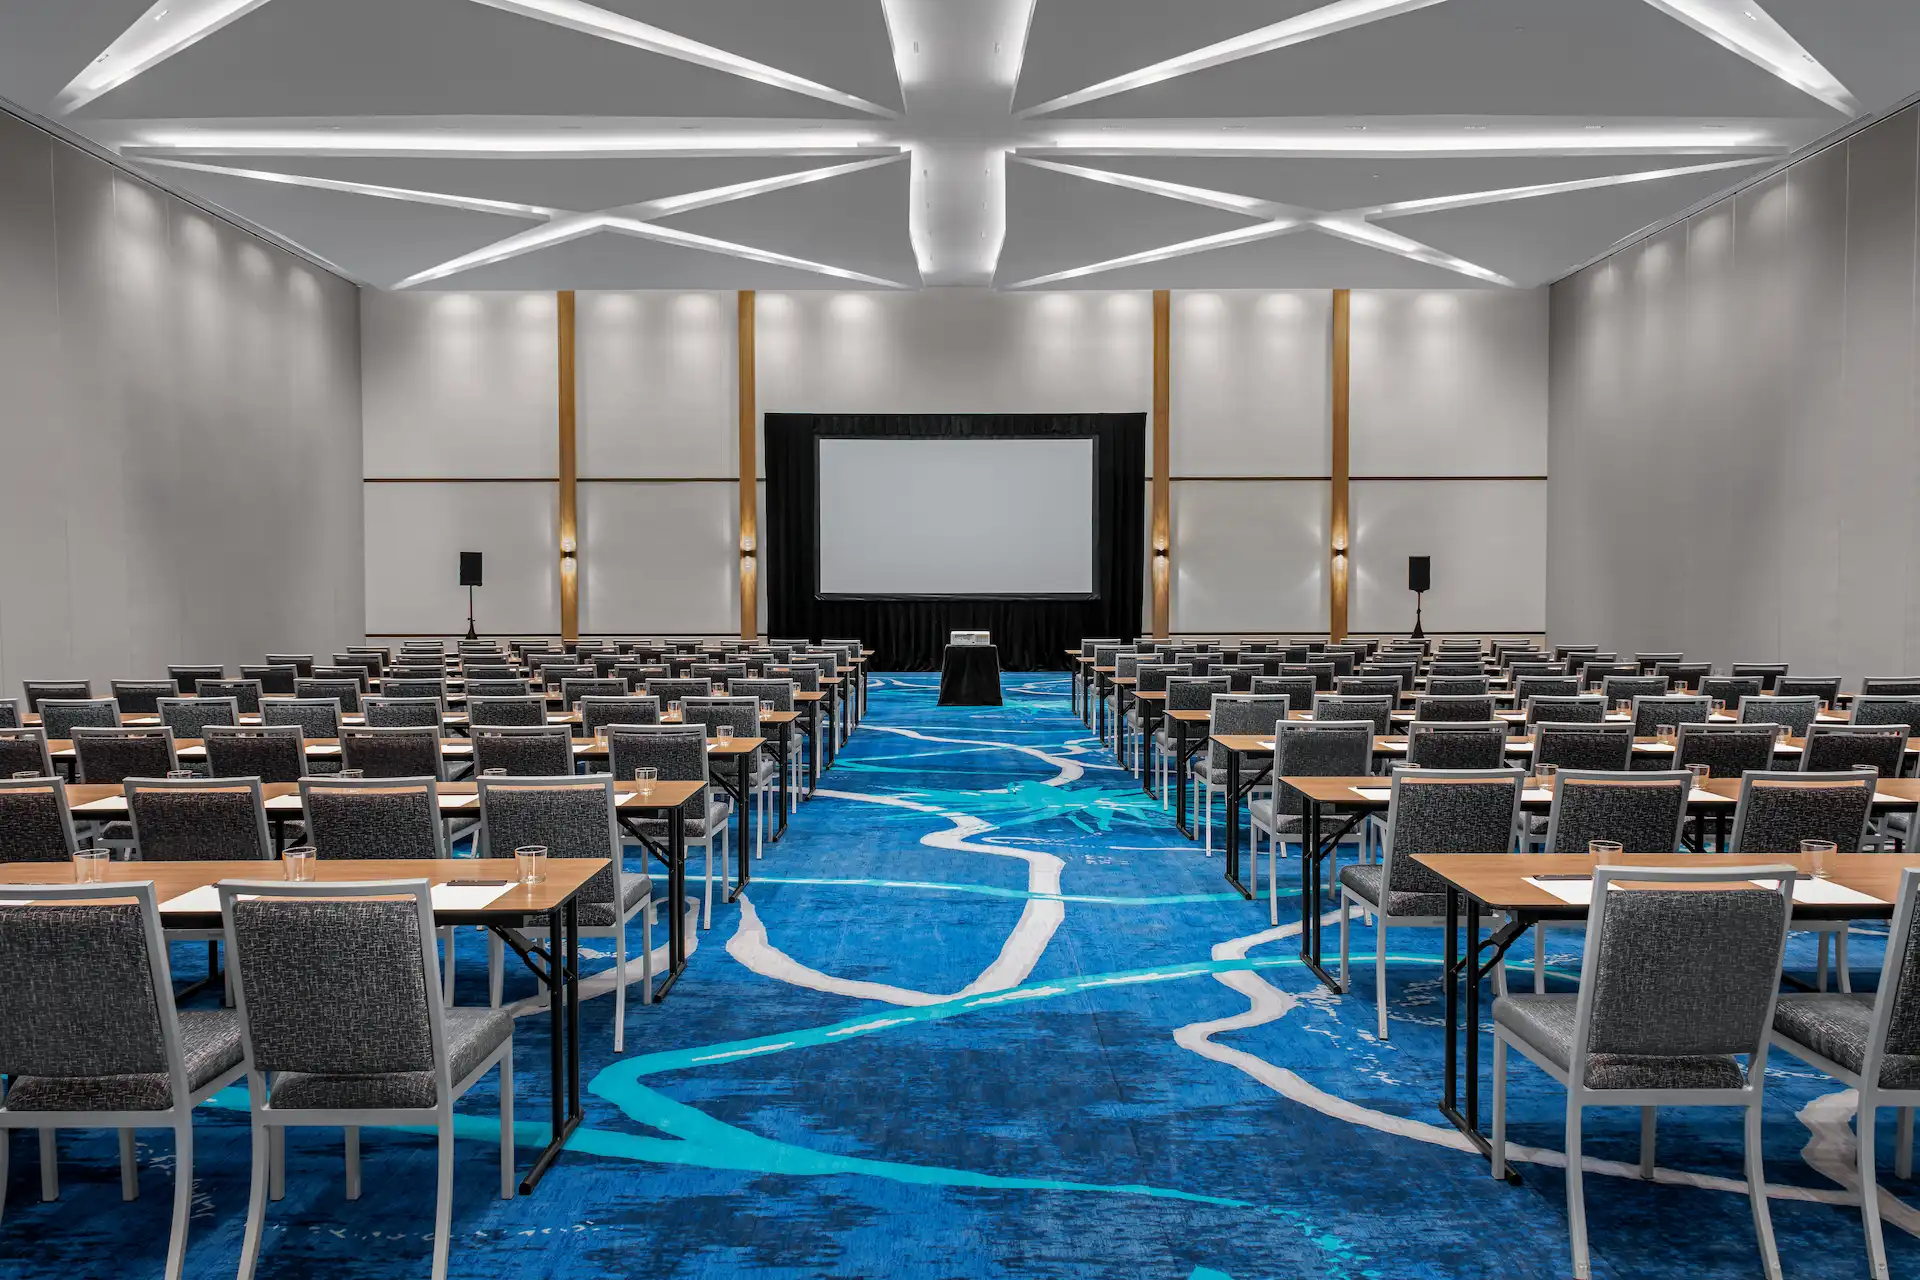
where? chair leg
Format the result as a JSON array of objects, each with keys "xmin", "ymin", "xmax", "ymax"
[
  {"xmin": 1534, "ymin": 924, "xmax": 1547, "ymax": 994},
  {"xmin": 1859, "ymin": 1096, "xmax": 1890, "ymax": 1280},
  {"xmin": 164, "ymin": 1122, "xmax": 191, "ymax": 1280},
  {"xmin": 269, "ymin": 1124, "xmax": 284, "ymax": 1201},
  {"xmin": 614, "ymin": 925, "xmax": 628, "ymax": 1054},
  {"xmin": 120, "ymin": 1128, "xmax": 138, "ymax": 1200},
  {"xmin": 1639, "ymin": 1108, "xmax": 1657, "ymax": 1179},
  {"xmin": 1566, "ymin": 1100, "xmax": 1591, "ymax": 1280},
  {"xmin": 488, "ymin": 931, "xmax": 504, "ymax": 1008},
  {"xmin": 1897, "ymin": 1106, "xmax": 1913, "ymax": 1181},
  {"xmin": 430, "ymin": 1121, "xmax": 455, "ymax": 1280},
  {"xmin": 702, "ymin": 837, "xmax": 714, "ymax": 930},
  {"xmin": 237, "ymin": 1124, "xmax": 270, "ymax": 1280},
  {"xmin": 1491, "ymin": 1035, "xmax": 1508, "ymax": 1180},
  {"xmin": 641, "ymin": 905, "xmax": 655, "ymax": 1005},
  {"xmin": 1746, "ymin": 1099, "xmax": 1783, "ymax": 1280},
  {"xmin": 1817, "ymin": 931, "xmax": 1830, "ymax": 991},
  {"xmin": 38, "ymin": 1128, "xmax": 55, "ymax": 1201},
  {"xmin": 1838, "ymin": 928, "xmax": 1852, "ymax": 994},
  {"xmin": 0, "ymin": 1121, "xmax": 10, "ymax": 1221},
  {"xmin": 345, "ymin": 1125, "xmax": 361, "ymax": 1200},
  {"xmin": 1375, "ymin": 925, "xmax": 1389, "ymax": 1040},
  {"xmin": 1338, "ymin": 891, "xmax": 1351, "ymax": 993},
  {"xmin": 440, "ymin": 926, "xmax": 457, "ymax": 1007},
  {"xmin": 499, "ymin": 1054, "xmax": 515, "ymax": 1201},
  {"xmin": 1202, "ymin": 777, "xmax": 1212, "ymax": 856}
]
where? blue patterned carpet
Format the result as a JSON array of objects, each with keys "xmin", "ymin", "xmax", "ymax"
[{"xmin": 7, "ymin": 674, "xmax": 1917, "ymax": 1278}]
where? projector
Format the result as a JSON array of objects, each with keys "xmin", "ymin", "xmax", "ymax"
[{"xmin": 950, "ymin": 631, "xmax": 991, "ymax": 646}]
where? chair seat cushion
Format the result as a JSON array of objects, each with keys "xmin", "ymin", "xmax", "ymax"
[
  {"xmin": 1774, "ymin": 993, "xmax": 1920, "ymax": 1089},
  {"xmin": 579, "ymin": 873, "xmax": 653, "ymax": 927},
  {"xmin": 627, "ymin": 797, "xmax": 731, "ymax": 840},
  {"xmin": 1494, "ymin": 994, "xmax": 1746, "ymax": 1090},
  {"xmin": 270, "ymin": 1007, "xmax": 512, "ymax": 1110},
  {"xmin": 1338, "ymin": 864, "xmax": 1447, "ymax": 918},
  {"xmin": 3, "ymin": 1010, "xmax": 243, "ymax": 1112},
  {"xmin": 1247, "ymin": 798, "xmax": 1301, "ymax": 834}
]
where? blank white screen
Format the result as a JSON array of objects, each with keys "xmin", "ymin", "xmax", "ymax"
[{"xmin": 817, "ymin": 438, "xmax": 1096, "ymax": 596}]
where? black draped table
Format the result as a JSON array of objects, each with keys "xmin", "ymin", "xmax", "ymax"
[{"xmin": 937, "ymin": 644, "xmax": 1003, "ymax": 706}]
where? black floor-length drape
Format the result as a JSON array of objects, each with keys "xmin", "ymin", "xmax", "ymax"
[{"xmin": 764, "ymin": 413, "xmax": 1145, "ymax": 671}]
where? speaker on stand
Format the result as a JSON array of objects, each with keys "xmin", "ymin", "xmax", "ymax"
[
  {"xmin": 1408, "ymin": 556, "xmax": 1431, "ymax": 640},
  {"xmin": 459, "ymin": 552, "xmax": 483, "ymax": 641}
]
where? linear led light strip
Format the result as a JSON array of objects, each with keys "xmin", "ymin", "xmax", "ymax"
[
  {"xmin": 119, "ymin": 126, "xmax": 893, "ymax": 158},
  {"xmin": 1313, "ymin": 217, "xmax": 1516, "ymax": 286},
  {"xmin": 1005, "ymin": 221, "xmax": 1304, "ymax": 289},
  {"xmin": 138, "ymin": 157, "xmax": 566, "ymax": 219},
  {"xmin": 1345, "ymin": 156, "xmax": 1771, "ymax": 218},
  {"xmin": 1638, "ymin": 0, "xmax": 1860, "ymax": 116},
  {"xmin": 1033, "ymin": 124, "xmax": 1791, "ymax": 157},
  {"xmin": 53, "ymin": 0, "xmax": 274, "ymax": 115}
]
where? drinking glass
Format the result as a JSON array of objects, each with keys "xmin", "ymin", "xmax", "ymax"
[
  {"xmin": 12, "ymin": 770, "xmax": 41, "ymax": 779},
  {"xmin": 73, "ymin": 849, "xmax": 110, "ymax": 883},
  {"xmin": 634, "ymin": 767, "xmax": 657, "ymax": 800},
  {"xmin": 1686, "ymin": 762, "xmax": 1711, "ymax": 788},
  {"xmin": 338, "ymin": 769, "xmax": 363, "ymax": 779},
  {"xmin": 715, "ymin": 723, "xmax": 734, "ymax": 745},
  {"xmin": 1589, "ymin": 840, "xmax": 1623, "ymax": 859},
  {"xmin": 1655, "ymin": 724, "xmax": 1676, "ymax": 747},
  {"xmin": 1776, "ymin": 723, "xmax": 1794, "ymax": 746},
  {"xmin": 1802, "ymin": 839, "xmax": 1837, "ymax": 879},
  {"xmin": 482, "ymin": 767, "xmax": 507, "ymax": 777},
  {"xmin": 1535, "ymin": 762, "xmax": 1557, "ymax": 789},
  {"xmin": 167, "ymin": 769, "xmax": 195, "ymax": 780},
  {"xmin": 595, "ymin": 729, "xmax": 609, "ymax": 752},
  {"xmin": 283, "ymin": 846, "xmax": 317, "ymax": 882},
  {"xmin": 668, "ymin": 700, "xmax": 682, "ymax": 721},
  {"xmin": 1615, "ymin": 700, "xmax": 1631, "ymax": 716},
  {"xmin": 761, "ymin": 700, "xmax": 776, "ymax": 716},
  {"xmin": 515, "ymin": 844, "xmax": 548, "ymax": 885}
]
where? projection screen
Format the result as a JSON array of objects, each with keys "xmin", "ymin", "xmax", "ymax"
[{"xmin": 815, "ymin": 437, "xmax": 1097, "ymax": 598}]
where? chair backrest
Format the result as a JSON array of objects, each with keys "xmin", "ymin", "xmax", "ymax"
[
  {"xmin": 166, "ymin": 665, "xmax": 224, "ymax": 694},
  {"xmin": 1633, "ymin": 652, "xmax": 1684, "ymax": 669},
  {"xmin": 1080, "ymin": 638, "xmax": 1122, "ymax": 657},
  {"xmin": 1861, "ymin": 678, "xmax": 1920, "ymax": 697},
  {"xmin": 1362, "ymin": 662, "xmax": 1417, "ymax": 692},
  {"xmin": 561, "ymin": 678, "xmax": 629, "ymax": 709},
  {"xmin": 467, "ymin": 678, "xmax": 532, "ymax": 698},
  {"xmin": 1248, "ymin": 676, "xmax": 1316, "ymax": 711},
  {"xmin": 1336, "ymin": 676, "xmax": 1404, "ymax": 701},
  {"xmin": 0, "ymin": 882, "xmax": 192, "ymax": 1111},
  {"xmin": 1311, "ymin": 694, "xmax": 1392, "ymax": 737},
  {"xmin": 1514, "ymin": 676, "xmax": 1580, "ymax": 704},
  {"xmin": 72, "ymin": 726, "xmax": 177, "ymax": 784},
  {"xmin": 1269, "ymin": 721, "xmax": 1376, "ymax": 820},
  {"xmin": 264, "ymin": 655, "xmax": 316, "ymax": 678},
  {"xmin": 608, "ymin": 724, "xmax": 710, "ymax": 788},
  {"xmin": 156, "ymin": 695, "xmax": 240, "ymax": 740},
  {"xmin": 1858, "ymin": 868, "xmax": 1920, "ymax": 1081},
  {"xmin": 1524, "ymin": 694, "xmax": 1606, "ymax": 725},
  {"xmin": 239, "ymin": 664, "xmax": 298, "ymax": 695},
  {"xmin": 125, "ymin": 776, "xmax": 272, "ymax": 862},
  {"xmin": 299, "ymin": 776, "xmax": 447, "ymax": 859},
  {"xmin": 475, "ymin": 775, "xmax": 623, "ymax": 910},
  {"xmin": 1569, "ymin": 864, "xmax": 1793, "ymax": 1089},
  {"xmin": 466, "ymin": 694, "xmax": 548, "ymax": 727},
  {"xmin": 768, "ymin": 665, "xmax": 821, "ymax": 693},
  {"xmin": 1674, "ymin": 722, "xmax": 1780, "ymax": 781},
  {"xmin": 1776, "ymin": 676, "xmax": 1842, "ymax": 703},
  {"xmin": 1729, "ymin": 663, "xmax": 1789, "ymax": 691},
  {"xmin": 1696, "ymin": 676, "xmax": 1762, "ymax": 708},
  {"xmin": 1600, "ymin": 675, "xmax": 1670, "ymax": 706},
  {"xmin": 202, "ymin": 724, "xmax": 308, "ymax": 783},
  {"xmin": 1542, "ymin": 771, "xmax": 1690, "ymax": 855},
  {"xmin": 1412, "ymin": 694, "xmax": 1496, "ymax": 723},
  {"xmin": 109, "ymin": 680, "xmax": 180, "ymax": 715},
  {"xmin": 579, "ymin": 695, "xmax": 662, "ymax": 739},
  {"xmin": 1405, "ymin": 721, "xmax": 1508, "ymax": 769},
  {"xmin": 1653, "ymin": 661, "xmax": 1713, "ymax": 690},
  {"xmin": 0, "ymin": 726, "xmax": 56, "ymax": 779},
  {"xmin": 1428, "ymin": 662, "xmax": 1485, "ymax": 678},
  {"xmin": 727, "ymin": 679, "xmax": 795, "ymax": 712},
  {"xmin": 339, "ymin": 726, "xmax": 445, "ymax": 780},
  {"xmin": 1164, "ymin": 676, "xmax": 1230, "ymax": 713},
  {"xmin": 311, "ymin": 665, "xmax": 371, "ymax": 691},
  {"xmin": 0, "ymin": 774, "xmax": 79, "ymax": 862},
  {"xmin": 683, "ymin": 696, "xmax": 760, "ymax": 739},
  {"xmin": 1509, "ymin": 662, "xmax": 1570, "ymax": 679},
  {"xmin": 471, "ymin": 724, "xmax": 575, "ymax": 777},
  {"xmin": 1729, "ymin": 771, "xmax": 1876, "ymax": 854},
  {"xmin": 1380, "ymin": 770, "xmax": 1525, "ymax": 901},
  {"xmin": 295, "ymin": 678, "xmax": 362, "ymax": 713},
  {"xmin": 0, "ymin": 697, "xmax": 18, "ymax": 730},
  {"xmin": 1631, "ymin": 695, "xmax": 1713, "ymax": 738},
  {"xmin": 1206, "ymin": 696, "xmax": 1291, "ymax": 768},
  {"xmin": 1426, "ymin": 676, "xmax": 1492, "ymax": 697},
  {"xmin": 1852, "ymin": 695, "xmax": 1920, "ymax": 728},
  {"xmin": 199, "ymin": 679, "xmax": 264, "ymax": 714},
  {"xmin": 23, "ymin": 680, "xmax": 92, "ymax": 711},
  {"xmin": 1324, "ymin": 652, "xmax": 1359, "ymax": 678},
  {"xmin": 362, "ymin": 696, "xmax": 445, "ymax": 730},
  {"xmin": 646, "ymin": 678, "xmax": 715, "ymax": 706},
  {"xmin": 39, "ymin": 698, "xmax": 121, "ymax": 740},
  {"xmin": 1739, "ymin": 695, "xmax": 1818, "ymax": 737},
  {"xmin": 1801, "ymin": 724, "xmax": 1909, "ymax": 778},
  {"xmin": 1280, "ymin": 662, "xmax": 1336, "ymax": 692},
  {"xmin": 260, "ymin": 697, "xmax": 342, "ymax": 740},
  {"xmin": 221, "ymin": 879, "xmax": 450, "ymax": 1109},
  {"xmin": 381, "ymin": 678, "xmax": 448, "ymax": 704},
  {"xmin": 1533, "ymin": 722, "xmax": 1635, "ymax": 772},
  {"xmin": 690, "ymin": 663, "xmax": 749, "ymax": 685},
  {"xmin": 464, "ymin": 665, "xmax": 522, "ymax": 682}
]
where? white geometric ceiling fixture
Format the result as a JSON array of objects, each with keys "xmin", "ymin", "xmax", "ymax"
[{"xmin": 1637, "ymin": 0, "xmax": 1860, "ymax": 115}]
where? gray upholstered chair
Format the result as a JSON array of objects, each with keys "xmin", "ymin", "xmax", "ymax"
[
  {"xmin": 1412, "ymin": 695, "xmax": 1496, "ymax": 723},
  {"xmin": 1674, "ymin": 722, "xmax": 1781, "ymax": 782},
  {"xmin": 1514, "ymin": 675, "xmax": 1581, "ymax": 704},
  {"xmin": 1152, "ymin": 676, "xmax": 1231, "ymax": 805},
  {"xmin": 1311, "ymin": 693, "xmax": 1393, "ymax": 738},
  {"xmin": 1250, "ymin": 722, "xmax": 1379, "ymax": 927},
  {"xmin": 0, "ymin": 881, "xmax": 246, "ymax": 1280},
  {"xmin": 1339, "ymin": 769, "xmax": 1525, "ymax": 1037},
  {"xmin": 579, "ymin": 696, "xmax": 661, "ymax": 742},
  {"xmin": 1123, "ymin": 664, "xmax": 1182, "ymax": 780},
  {"xmin": 1533, "ymin": 723, "xmax": 1635, "ymax": 772},
  {"xmin": 23, "ymin": 680, "xmax": 91, "ymax": 711},
  {"xmin": 1490, "ymin": 865, "xmax": 1793, "ymax": 1280},
  {"xmin": 1740, "ymin": 695, "xmax": 1819, "ymax": 739},
  {"xmin": 466, "ymin": 695, "xmax": 547, "ymax": 728},
  {"xmin": 463, "ymin": 665, "xmax": 522, "ymax": 682},
  {"xmin": 1405, "ymin": 721, "xmax": 1508, "ymax": 769},
  {"xmin": 1770, "ymin": 865, "xmax": 1920, "ymax": 1280},
  {"xmin": 644, "ymin": 678, "xmax": 714, "ymax": 709},
  {"xmin": 1701, "ymin": 676, "xmax": 1763, "ymax": 709},
  {"xmin": 166, "ymin": 665, "xmax": 224, "ymax": 695},
  {"xmin": 1279, "ymin": 662, "xmax": 1335, "ymax": 692},
  {"xmin": 0, "ymin": 697, "xmax": 18, "ymax": 730},
  {"xmin": 1428, "ymin": 662, "xmax": 1485, "ymax": 678},
  {"xmin": 125, "ymin": 776, "xmax": 273, "ymax": 862},
  {"xmin": 561, "ymin": 678, "xmax": 628, "ymax": 710},
  {"xmin": 1861, "ymin": 678, "xmax": 1920, "ymax": 697},
  {"xmin": 1777, "ymin": 676, "xmax": 1843, "ymax": 703},
  {"xmin": 39, "ymin": 698, "xmax": 121, "ymax": 741},
  {"xmin": 1580, "ymin": 663, "xmax": 1639, "ymax": 690},
  {"xmin": 73, "ymin": 726, "xmax": 177, "ymax": 784},
  {"xmin": 467, "ymin": 679, "xmax": 531, "ymax": 698},
  {"xmin": 690, "ymin": 663, "xmax": 748, "ymax": 685},
  {"xmin": 1802, "ymin": 723, "xmax": 1908, "ymax": 778},
  {"xmin": 1731, "ymin": 771, "xmax": 1877, "ymax": 993},
  {"xmin": 156, "ymin": 695, "xmax": 239, "ymax": 743},
  {"xmin": 1427, "ymin": 676, "xmax": 1491, "ymax": 697},
  {"xmin": 1525, "ymin": 694, "xmax": 1607, "ymax": 725},
  {"xmin": 1730, "ymin": 663, "xmax": 1789, "ymax": 691},
  {"xmin": 260, "ymin": 697, "xmax": 341, "ymax": 741},
  {"xmin": 382, "ymin": 678, "xmax": 449, "ymax": 704},
  {"xmin": 0, "ymin": 727, "xmax": 56, "ymax": 780},
  {"xmin": 1248, "ymin": 676, "xmax": 1316, "ymax": 712},
  {"xmin": 1192, "ymin": 695, "xmax": 1291, "ymax": 857},
  {"xmin": 239, "ymin": 665, "xmax": 298, "ymax": 696},
  {"xmin": 218, "ymin": 878, "xmax": 513, "ymax": 1280},
  {"xmin": 684, "ymin": 696, "xmax": 776, "ymax": 862},
  {"xmin": 1853, "ymin": 695, "xmax": 1920, "ymax": 728},
  {"xmin": 296, "ymin": 678, "xmax": 362, "ymax": 714},
  {"xmin": 109, "ymin": 680, "xmax": 179, "ymax": 715},
  {"xmin": 470, "ymin": 725, "xmax": 574, "ymax": 777},
  {"xmin": 1337, "ymin": 675, "xmax": 1405, "ymax": 701},
  {"xmin": 362, "ymin": 697, "xmax": 445, "ymax": 730},
  {"xmin": 198, "ymin": 679, "xmax": 264, "ymax": 714},
  {"xmin": 203, "ymin": 724, "xmax": 308, "ymax": 783},
  {"xmin": 1633, "ymin": 651, "xmax": 1684, "ymax": 671},
  {"xmin": 477, "ymin": 775, "xmax": 653, "ymax": 1050},
  {"xmin": 1510, "ymin": 662, "xmax": 1570, "ymax": 681},
  {"xmin": 610, "ymin": 724, "xmax": 729, "ymax": 929},
  {"xmin": 1600, "ymin": 675, "xmax": 1669, "ymax": 707},
  {"xmin": 339, "ymin": 726, "xmax": 445, "ymax": 780},
  {"xmin": 0, "ymin": 774, "xmax": 78, "ymax": 862},
  {"xmin": 1631, "ymin": 695, "xmax": 1713, "ymax": 738},
  {"xmin": 1360, "ymin": 663, "xmax": 1416, "ymax": 693},
  {"xmin": 312, "ymin": 665, "xmax": 370, "ymax": 691}
]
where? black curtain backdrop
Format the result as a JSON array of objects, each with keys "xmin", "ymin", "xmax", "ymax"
[{"xmin": 765, "ymin": 413, "xmax": 1145, "ymax": 671}]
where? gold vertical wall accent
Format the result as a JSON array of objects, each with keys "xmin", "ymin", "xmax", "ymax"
[
  {"xmin": 557, "ymin": 290, "xmax": 579, "ymax": 642},
  {"xmin": 1150, "ymin": 288, "xmax": 1171, "ymax": 638},
  {"xmin": 738, "ymin": 290, "xmax": 759, "ymax": 642},
  {"xmin": 1329, "ymin": 288, "xmax": 1351, "ymax": 643}
]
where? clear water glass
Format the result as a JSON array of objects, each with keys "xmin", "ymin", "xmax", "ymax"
[
  {"xmin": 73, "ymin": 849, "xmax": 110, "ymax": 883},
  {"xmin": 1589, "ymin": 840, "xmax": 1624, "ymax": 859},
  {"xmin": 1655, "ymin": 724, "xmax": 1676, "ymax": 747},
  {"xmin": 761, "ymin": 701, "xmax": 776, "ymax": 716},
  {"xmin": 12, "ymin": 769, "xmax": 41, "ymax": 779},
  {"xmin": 515, "ymin": 844, "xmax": 548, "ymax": 885},
  {"xmin": 338, "ymin": 769, "xmax": 363, "ymax": 779},
  {"xmin": 715, "ymin": 723, "xmax": 733, "ymax": 745},
  {"xmin": 1686, "ymin": 762, "xmax": 1711, "ymax": 788},
  {"xmin": 634, "ymin": 767, "xmax": 657, "ymax": 800},
  {"xmin": 1535, "ymin": 762, "xmax": 1557, "ymax": 789},
  {"xmin": 167, "ymin": 769, "xmax": 195, "ymax": 780},
  {"xmin": 669, "ymin": 700, "xmax": 682, "ymax": 721},
  {"xmin": 482, "ymin": 767, "xmax": 507, "ymax": 777},
  {"xmin": 1802, "ymin": 839, "xmax": 1837, "ymax": 879},
  {"xmin": 596, "ymin": 729, "xmax": 609, "ymax": 751},
  {"xmin": 283, "ymin": 846, "xmax": 317, "ymax": 882},
  {"xmin": 1711, "ymin": 700, "xmax": 1727, "ymax": 717}
]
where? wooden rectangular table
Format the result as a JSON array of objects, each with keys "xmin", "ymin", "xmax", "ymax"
[
  {"xmin": 0, "ymin": 855, "xmax": 606, "ymax": 1195},
  {"xmin": 1414, "ymin": 846, "xmax": 1920, "ymax": 1180}
]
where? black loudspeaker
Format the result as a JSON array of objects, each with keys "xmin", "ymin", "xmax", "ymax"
[
  {"xmin": 459, "ymin": 552, "xmax": 484, "ymax": 588},
  {"xmin": 1408, "ymin": 556, "xmax": 1432, "ymax": 594}
]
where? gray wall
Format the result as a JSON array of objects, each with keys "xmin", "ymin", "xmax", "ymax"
[
  {"xmin": 1550, "ymin": 103, "xmax": 1920, "ymax": 680},
  {"xmin": 0, "ymin": 109, "xmax": 364, "ymax": 698}
]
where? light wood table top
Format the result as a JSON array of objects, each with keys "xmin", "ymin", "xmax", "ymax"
[
  {"xmin": 1414, "ymin": 850, "xmax": 1920, "ymax": 916},
  {"xmin": 59, "ymin": 778, "xmax": 708, "ymax": 818}
]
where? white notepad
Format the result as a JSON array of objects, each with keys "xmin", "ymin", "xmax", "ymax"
[
  {"xmin": 1521, "ymin": 789, "xmax": 1556, "ymax": 804},
  {"xmin": 1688, "ymin": 788, "xmax": 1721, "ymax": 804},
  {"xmin": 265, "ymin": 795, "xmax": 304, "ymax": 812},
  {"xmin": 1351, "ymin": 787, "xmax": 1391, "ymax": 802},
  {"xmin": 74, "ymin": 796, "xmax": 127, "ymax": 813},
  {"xmin": 430, "ymin": 882, "xmax": 513, "ymax": 911},
  {"xmin": 1786, "ymin": 878, "xmax": 1884, "ymax": 906},
  {"xmin": 439, "ymin": 794, "xmax": 478, "ymax": 808},
  {"xmin": 1526, "ymin": 876, "xmax": 1595, "ymax": 905},
  {"xmin": 159, "ymin": 885, "xmax": 224, "ymax": 914}
]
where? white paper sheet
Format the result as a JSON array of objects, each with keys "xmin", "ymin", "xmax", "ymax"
[
  {"xmin": 73, "ymin": 796, "xmax": 126, "ymax": 813},
  {"xmin": 1636, "ymin": 743, "xmax": 1676, "ymax": 754},
  {"xmin": 1784, "ymin": 878, "xmax": 1884, "ymax": 906},
  {"xmin": 160, "ymin": 885, "xmax": 223, "ymax": 914},
  {"xmin": 439, "ymin": 794, "xmax": 478, "ymax": 808},
  {"xmin": 1351, "ymin": 787, "xmax": 1391, "ymax": 802},
  {"xmin": 1689, "ymin": 788, "xmax": 1722, "ymax": 804},
  {"xmin": 1256, "ymin": 740, "xmax": 1276, "ymax": 751},
  {"xmin": 1521, "ymin": 789, "xmax": 1556, "ymax": 804},
  {"xmin": 265, "ymin": 795, "xmax": 304, "ymax": 812},
  {"xmin": 430, "ymin": 882, "xmax": 513, "ymax": 911},
  {"xmin": 1525, "ymin": 876, "xmax": 1594, "ymax": 905}
]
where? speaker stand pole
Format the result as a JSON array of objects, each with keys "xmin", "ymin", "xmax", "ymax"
[
  {"xmin": 465, "ymin": 586, "xmax": 478, "ymax": 641},
  {"xmin": 1411, "ymin": 592, "xmax": 1425, "ymax": 641}
]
